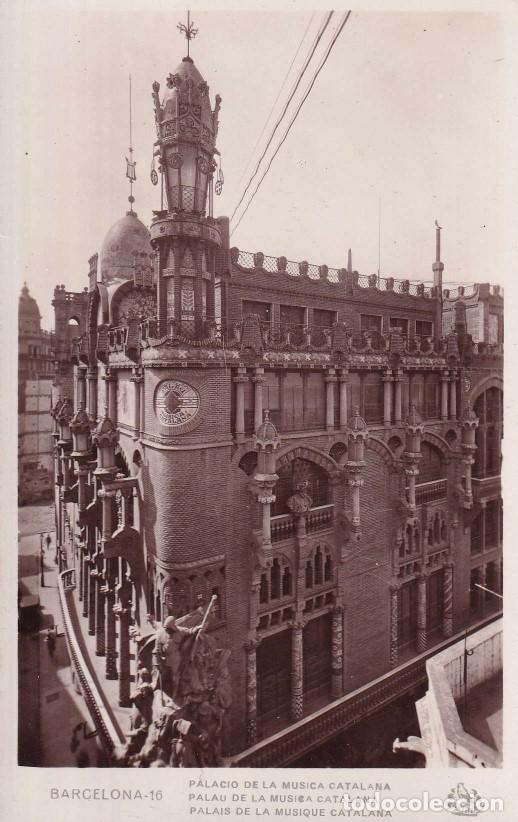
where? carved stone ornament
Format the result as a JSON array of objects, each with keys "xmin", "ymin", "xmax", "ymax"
[
  {"xmin": 287, "ymin": 480, "xmax": 313, "ymax": 515},
  {"xmin": 112, "ymin": 599, "xmax": 231, "ymax": 768},
  {"xmin": 154, "ymin": 379, "xmax": 200, "ymax": 427}
]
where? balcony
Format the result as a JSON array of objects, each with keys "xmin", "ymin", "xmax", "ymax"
[
  {"xmin": 271, "ymin": 504, "xmax": 334, "ymax": 544},
  {"xmin": 415, "ymin": 479, "xmax": 447, "ymax": 505},
  {"xmin": 472, "ymin": 475, "xmax": 501, "ymax": 504}
]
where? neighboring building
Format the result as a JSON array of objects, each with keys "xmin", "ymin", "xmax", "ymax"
[
  {"xmin": 50, "ymin": 48, "xmax": 503, "ymax": 766},
  {"xmin": 18, "ymin": 284, "xmax": 55, "ymax": 504},
  {"xmin": 443, "ymin": 283, "xmax": 504, "ymax": 345},
  {"xmin": 394, "ymin": 618, "xmax": 502, "ymax": 767}
]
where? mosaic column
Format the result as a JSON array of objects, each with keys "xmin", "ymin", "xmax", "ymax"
[
  {"xmin": 95, "ymin": 561, "xmax": 106, "ymax": 656},
  {"xmin": 390, "ymin": 585, "xmax": 399, "ymax": 667},
  {"xmin": 103, "ymin": 558, "xmax": 118, "ymax": 680},
  {"xmin": 394, "ymin": 371, "xmax": 402, "ymax": 425},
  {"xmin": 88, "ymin": 564, "xmax": 97, "ymax": 635},
  {"xmin": 338, "ymin": 369, "xmax": 349, "ymax": 430},
  {"xmin": 325, "ymin": 367, "xmax": 337, "ymax": 432},
  {"xmin": 253, "ymin": 367, "xmax": 264, "ymax": 432},
  {"xmin": 331, "ymin": 606, "xmax": 344, "ymax": 699},
  {"xmin": 291, "ymin": 622, "xmax": 304, "ymax": 721},
  {"xmin": 82, "ymin": 553, "xmax": 90, "ymax": 617},
  {"xmin": 115, "ymin": 579, "xmax": 132, "ymax": 707},
  {"xmin": 417, "ymin": 575, "xmax": 427, "ymax": 653},
  {"xmin": 443, "ymin": 563, "xmax": 454, "ymax": 637},
  {"xmin": 348, "ymin": 473, "xmax": 364, "ymax": 528},
  {"xmin": 233, "ymin": 367, "xmax": 248, "ymax": 441},
  {"xmin": 104, "ymin": 367, "xmax": 117, "ymax": 425},
  {"xmin": 383, "ymin": 369, "xmax": 393, "ymax": 426},
  {"xmin": 245, "ymin": 639, "xmax": 259, "ymax": 746},
  {"xmin": 478, "ymin": 565, "xmax": 486, "ymax": 618},
  {"xmin": 441, "ymin": 371, "xmax": 449, "ymax": 420}
]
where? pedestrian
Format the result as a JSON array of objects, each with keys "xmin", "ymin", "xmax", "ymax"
[
  {"xmin": 46, "ymin": 627, "xmax": 56, "ymax": 658},
  {"xmin": 45, "ymin": 534, "xmax": 51, "ymax": 551}
]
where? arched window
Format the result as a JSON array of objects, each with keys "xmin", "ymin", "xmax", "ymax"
[
  {"xmin": 419, "ymin": 443, "xmax": 445, "ymax": 483},
  {"xmin": 272, "ymin": 458, "xmax": 330, "ymax": 516},
  {"xmin": 259, "ymin": 556, "xmax": 293, "ymax": 605},
  {"xmin": 239, "ymin": 451, "xmax": 258, "ymax": 476}
]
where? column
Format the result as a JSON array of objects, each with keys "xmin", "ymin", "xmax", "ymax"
[
  {"xmin": 338, "ymin": 369, "xmax": 348, "ymax": 430},
  {"xmin": 253, "ymin": 366, "xmax": 264, "ymax": 432},
  {"xmin": 405, "ymin": 465, "xmax": 418, "ymax": 510},
  {"xmin": 95, "ymin": 562, "xmax": 106, "ymax": 656},
  {"xmin": 325, "ymin": 367, "xmax": 337, "ymax": 432},
  {"xmin": 394, "ymin": 371, "xmax": 402, "ymax": 424},
  {"xmin": 417, "ymin": 575, "xmax": 427, "ymax": 652},
  {"xmin": 441, "ymin": 371, "xmax": 449, "ymax": 421},
  {"xmin": 104, "ymin": 558, "xmax": 118, "ymax": 680},
  {"xmin": 82, "ymin": 554, "xmax": 90, "ymax": 617},
  {"xmin": 449, "ymin": 372, "xmax": 457, "ymax": 420},
  {"xmin": 291, "ymin": 622, "xmax": 304, "ymax": 721},
  {"xmin": 87, "ymin": 368, "xmax": 98, "ymax": 422},
  {"xmin": 116, "ymin": 603, "xmax": 132, "ymax": 707},
  {"xmin": 383, "ymin": 370, "xmax": 392, "ymax": 427},
  {"xmin": 407, "ymin": 373, "xmax": 414, "ymax": 417},
  {"xmin": 477, "ymin": 565, "xmax": 486, "ymax": 618},
  {"xmin": 390, "ymin": 586, "xmax": 399, "ymax": 667},
  {"xmin": 105, "ymin": 368, "xmax": 117, "ymax": 423},
  {"xmin": 260, "ymin": 494, "xmax": 273, "ymax": 545},
  {"xmin": 77, "ymin": 542, "xmax": 84, "ymax": 602},
  {"xmin": 331, "ymin": 606, "xmax": 344, "ymax": 698},
  {"xmin": 88, "ymin": 565, "xmax": 97, "ymax": 635},
  {"xmin": 76, "ymin": 366, "xmax": 87, "ymax": 410},
  {"xmin": 443, "ymin": 563, "xmax": 454, "ymax": 637},
  {"xmin": 349, "ymin": 474, "xmax": 363, "ymax": 528},
  {"xmin": 233, "ymin": 367, "xmax": 247, "ymax": 440},
  {"xmin": 245, "ymin": 639, "xmax": 259, "ymax": 746},
  {"xmin": 131, "ymin": 368, "xmax": 142, "ymax": 436}
]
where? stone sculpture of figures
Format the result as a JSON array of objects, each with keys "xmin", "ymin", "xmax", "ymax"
[
  {"xmin": 153, "ymin": 615, "xmax": 200, "ymax": 699},
  {"xmin": 287, "ymin": 480, "xmax": 313, "ymax": 515},
  {"xmin": 114, "ymin": 595, "xmax": 231, "ymax": 768}
]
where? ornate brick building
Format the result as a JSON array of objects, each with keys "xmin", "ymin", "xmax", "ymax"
[{"xmin": 50, "ymin": 49, "xmax": 503, "ymax": 765}]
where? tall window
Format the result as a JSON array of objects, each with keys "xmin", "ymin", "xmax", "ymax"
[
  {"xmin": 363, "ymin": 373, "xmax": 383, "ymax": 423},
  {"xmin": 415, "ymin": 320, "xmax": 433, "ymax": 338},
  {"xmin": 473, "ymin": 388, "xmax": 503, "ymax": 478},
  {"xmin": 313, "ymin": 308, "xmax": 336, "ymax": 328},
  {"xmin": 360, "ymin": 314, "xmax": 382, "ymax": 335},
  {"xmin": 242, "ymin": 300, "xmax": 271, "ymax": 322},
  {"xmin": 390, "ymin": 317, "xmax": 409, "ymax": 337},
  {"xmin": 424, "ymin": 373, "xmax": 440, "ymax": 419}
]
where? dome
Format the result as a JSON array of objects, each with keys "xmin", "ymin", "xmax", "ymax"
[
  {"xmin": 99, "ymin": 211, "xmax": 153, "ymax": 285},
  {"xmin": 19, "ymin": 283, "xmax": 41, "ymax": 319},
  {"xmin": 161, "ymin": 56, "xmax": 215, "ymax": 138}
]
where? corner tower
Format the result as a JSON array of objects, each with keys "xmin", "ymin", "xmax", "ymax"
[{"xmin": 150, "ymin": 39, "xmax": 223, "ymax": 338}]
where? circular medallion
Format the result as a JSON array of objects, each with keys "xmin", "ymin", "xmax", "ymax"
[
  {"xmin": 150, "ymin": 169, "xmax": 159, "ymax": 186},
  {"xmin": 155, "ymin": 380, "xmax": 200, "ymax": 427}
]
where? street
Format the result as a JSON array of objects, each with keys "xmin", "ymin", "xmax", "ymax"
[{"xmin": 18, "ymin": 504, "xmax": 105, "ymax": 767}]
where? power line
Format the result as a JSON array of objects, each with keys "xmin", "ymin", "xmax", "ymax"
[
  {"xmin": 230, "ymin": 10, "xmax": 334, "ymax": 224},
  {"xmin": 235, "ymin": 11, "xmax": 316, "ymax": 191},
  {"xmin": 231, "ymin": 11, "xmax": 352, "ymax": 239}
]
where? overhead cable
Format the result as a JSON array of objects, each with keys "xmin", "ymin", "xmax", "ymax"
[
  {"xmin": 230, "ymin": 10, "xmax": 334, "ymax": 224},
  {"xmin": 231, "ymin": 11, "xmax": 352, "ymax": 239}
]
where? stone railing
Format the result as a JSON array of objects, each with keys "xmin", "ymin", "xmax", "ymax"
[
  {"xmin": 231, "ymin": 248, "xmax": 434, "ymax": 298},
  {"xmin": 306, "ymin": 503, "xmax": 334, "ymax": 534},
  {"xmin": 57, "ymin": 568, "xmax": 124, "ymax": 755},
  {"xmin": 271, "ymin": 513, "xmax": 296, "ymax": 544}
]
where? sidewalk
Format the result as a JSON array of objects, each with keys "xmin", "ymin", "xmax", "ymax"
[{"xmin": 18, "ymin": 531, "xmax": 104, "ymax": 767}]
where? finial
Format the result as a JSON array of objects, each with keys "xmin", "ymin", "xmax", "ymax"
[
  {"xmin": 104, "ymin": 401, "xmax": 109, "ymax": 418},
  {"xmin": 347, "ymin": 249, "xmax": 352, "ymax": 274},
  {"xmin": 177, "ymin": 10, "xmax": 198, "ymax": 59},
  {"xmin": 263, "ymin": 409, "xmax": 270, "ymax": 422},
  {"xmin": 434, "ymin": 219, "xmax": 442, "ymax": 263},
  {"xmin": 126, "ymin": 75, "xmax": 136, "ymax": 212}
]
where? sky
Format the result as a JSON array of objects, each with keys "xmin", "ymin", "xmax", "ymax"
[{"xmin": 3, "ymin": 3, "xmax": 517, "ymax": 329}]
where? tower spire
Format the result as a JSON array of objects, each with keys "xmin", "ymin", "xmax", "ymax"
[
  {"xmin": 177, "ymin": 10, "xmax": 198, "ymax": 59},
  {"xmin": 126, "ymin": 74, "xmax": 136, "ymax": 212}
]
